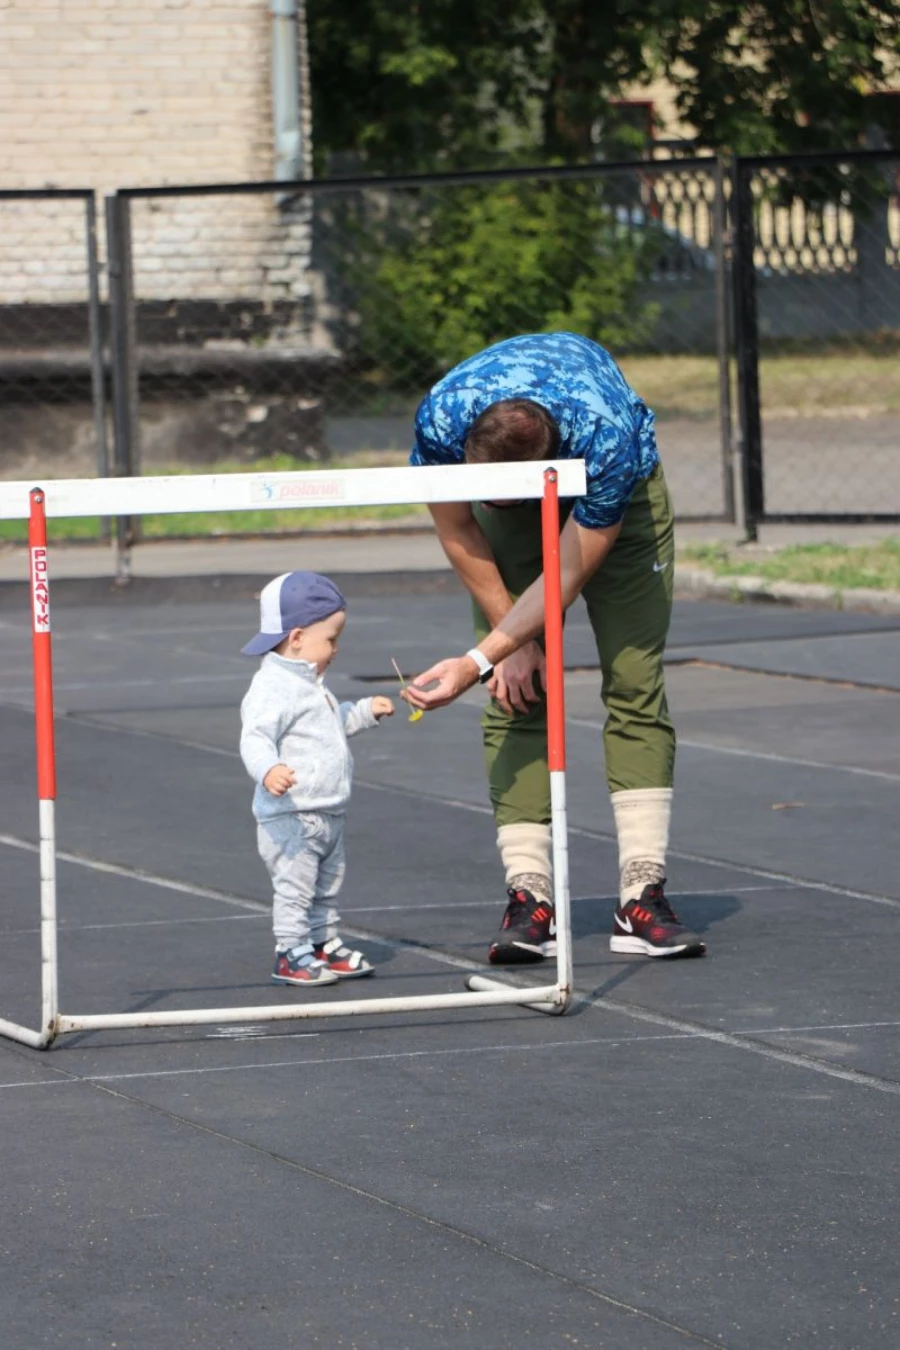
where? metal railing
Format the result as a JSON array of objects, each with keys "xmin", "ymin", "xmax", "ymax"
[
  {"xmin": 2, "ymin": 150, "xmax": 898, "ymax": 556},
  {"xmin": 0, "ymin": 189, "xmax": 108, "ymax": 515},
  {"xmin": 732, "ymin": 149, "xmax": 900, "ymax": 531},
  {"xmin": 102, "ymin": 158, "xmax": 732, "ymax": 570}
]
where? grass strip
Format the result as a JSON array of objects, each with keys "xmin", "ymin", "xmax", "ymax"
[{"xmin": 680, "ymin": 539, "xmax": 900, "ymax": 593}]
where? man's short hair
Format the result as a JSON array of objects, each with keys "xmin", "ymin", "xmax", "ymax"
[{"xmin": 464, "ymin": 399, "xmax": 560, "ymax": 463}]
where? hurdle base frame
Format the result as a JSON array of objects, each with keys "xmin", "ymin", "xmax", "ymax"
[{"xmin": 0, "ymin": 460, "xmax": 583, "ymax": 1049}]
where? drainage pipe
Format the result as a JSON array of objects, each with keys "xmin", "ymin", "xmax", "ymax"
[{"xmin": 270, "ymin": 0, "xmax": 309, "ymax": 182}]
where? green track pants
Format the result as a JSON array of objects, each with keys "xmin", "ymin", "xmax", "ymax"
[{"xmin": 472, "ymin": 464, "xmax": 676, "ymax": 828}]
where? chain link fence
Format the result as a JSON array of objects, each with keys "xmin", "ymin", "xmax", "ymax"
[
  {"xmin": 2, "ymin": 153, "xmax": 898, "ymax": 550},
  {"xmin": 732, "ymin": 149, "xmax": 900, "ymax": 527},
  {"xmin": 110, "ymin": 160, "xmax": 731, "ymax": 545},
  {"xmin": 0, "ymin": 190, "xmax": 108, "ymax": 539}
]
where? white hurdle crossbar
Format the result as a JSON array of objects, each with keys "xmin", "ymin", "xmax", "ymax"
[{"xmin": 0, "ymin": 460, "xmax": 585, "ymax": 1048}]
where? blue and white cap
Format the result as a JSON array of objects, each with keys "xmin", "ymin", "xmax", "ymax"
[{"xmin": 241, "ymin": 571, "xmax": 347, "ymax": 656}]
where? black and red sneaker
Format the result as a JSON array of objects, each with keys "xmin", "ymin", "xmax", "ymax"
[
  {"xmin": 610, "ymin": 883, "xmax": 706, "ymax": 958},
  {"xmin": 488, "ymin": 888, "xmax": 556, "ymax": 965}
]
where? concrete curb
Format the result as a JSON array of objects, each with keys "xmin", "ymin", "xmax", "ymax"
[
  {"xmin": 674, "ymin": 565, "xmax": 900, "ymax": 616},
  {"xmin": 1, "ymin": 552, "xmax": 898, "ymax": 617}
]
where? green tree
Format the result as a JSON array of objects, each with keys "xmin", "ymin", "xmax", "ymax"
[
  {"xmin": 305, "ymin": 1, "xmax": 545, "ymax": 174},
  {"xmin": 307, "ymin": 1, "xmax": 899, "ymax": 169},
  {"xmin": 320, "ymin": 179, "xmax": 661, "ymax": 388},
  {"xmin": 306, "ymin": 2, "xmax": 897, "ymax": 394},
  {"xmin": 651, "ymin": 1, "xmax": 900, "ymax": 156}
]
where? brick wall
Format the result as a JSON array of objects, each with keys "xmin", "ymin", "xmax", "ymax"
[{"xmin": 0, "ymin": 0, "xmax": 313, "ymax": 318}]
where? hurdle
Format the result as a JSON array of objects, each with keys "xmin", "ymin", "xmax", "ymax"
[{"xmin": 0, "ymin": 460, "xmax": 586, "ymax": 1048}]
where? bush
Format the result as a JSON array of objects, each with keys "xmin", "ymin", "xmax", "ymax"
[{"xmin": 326, "ymin": 178, "xmax": 661, "ymax": 388}]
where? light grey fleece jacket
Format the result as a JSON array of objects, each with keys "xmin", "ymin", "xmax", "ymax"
[{"xmin": 240, "ymin": 653, "xmax": 378, "ymax": 821}]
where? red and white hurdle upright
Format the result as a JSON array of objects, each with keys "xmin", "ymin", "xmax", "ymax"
[{"xmin": 0, "ymin": 460, "xmax": 584, "ymax": 1048}]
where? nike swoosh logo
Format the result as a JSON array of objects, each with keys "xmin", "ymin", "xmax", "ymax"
[
  {"xmin": 615, "ymin": 913, "xmax": 633, "ymax": 933},
  {"xmin": 652, "ymin": 561, "xmax": 669, "ymax": 573}
]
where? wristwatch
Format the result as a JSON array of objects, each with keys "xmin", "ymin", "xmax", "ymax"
[{"xmin": 465, "ymin": 647, "xmax": 495, "ymax": 684}]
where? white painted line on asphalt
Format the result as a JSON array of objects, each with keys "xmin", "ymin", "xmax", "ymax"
[
  {"xmin": 3, "ymin": 725, "xmax": 897, "ymax": 920},
  {"xmin": 356, "ymin": 778, "xmax": 900, "ymax": 911},
  {"xmin": 6, "ymin": 914, "xmax": 265, "ymax": 935},
  {"xmin": 69, "ymin": 718, "xmax": 240, "ymax": 757},
  {"xmin": 355, "ymin": 777, "xmax": 493, "ymax": 815},
  {"xmin": 88, "ymin": 624, "xmax": 251, "ymax": 639},
  {"xmin": 458, "ymin": 695, "xmax": 900, "ymax": 783},
  {"xmin": 205, "ymin": 1025, "xmax": 319, "ymax": 1040},
  {"xmin": 568, "ymin": 718, "xmax": 900, "ymax": 784},
  {"xmin": 2, "ymin": 729, "xmax": 896, "ymax": 1091},
  {"xmin": 83, "ymin": 629, "xmax": 251, "ymax": 670},
  {"xmin": 676, "ymin": 736, "xmax": 900, "ymax": 783},
  {"xmin": 450, "ymin": 696, "xmax": 900, "ymax": 783},
  {"xmin": 647, "ymin": 842, "xmax": 900, "ymax": 911},
  {"xmin": 342, "ymin": 886, "xmax": 780, "ymax": 913},
  {"xmin": 0, "ymin": 833, "xmax": 268, "ymax": 914},
  {"xmin": 736, "ymin": 1019, "xmax": 900, "ymax": 1035},
  {"xmin": 1, "ymin": 1018, "xmax": 897, "ymax": 1094},
  {"xmin": 0, "ymin": 617, "xmax": 386, "ymax": 644},
  {"xmin": 580, "ymin": 996, "xmax": 900, "ymax": 1096},
  {"xmin": 0, "ymin": 672, "xmax": 249, "ymax": 696},
  {"xmin": 2, "ymin": 818, "xmax": 897, "ymax": 1093},
  {"xmin": 71, "ymin": 696, "xmax": 900, "ymax": 835},
  {"xmin": 94, "ymin": 616, "xmax": 385, "ymax": 637},
  {"xmin": 1, "ymin": 880, "xmax": 778, "ymax": 935},
  {"xmin": 0, "ymin": 1079, "xmax": 73, "ymax": 1090},
  {"xmin": 0, "ymin": 1032, "xmax": 702, "ymax": 1089}
]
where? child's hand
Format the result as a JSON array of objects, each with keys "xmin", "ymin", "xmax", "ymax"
[
  {"xmin": 263, "ymin": 764, "xmax": 297, "ymax": 795},
  {"xmin": 372, "ymin": 696, "xmax": 395, "ymax": 719}
]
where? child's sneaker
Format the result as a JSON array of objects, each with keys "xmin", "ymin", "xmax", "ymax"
[
  {"xmin": 313, "ymin": 937, "xmax": 374, "ymax": 979},
  {"xmin": 272, "ymin": 946, "xmax": 340, "ymax": 986}
]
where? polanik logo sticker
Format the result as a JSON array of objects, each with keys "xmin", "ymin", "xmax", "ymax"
[
  {"xmin": 251, "ymin": 478, "xmax": 346, "ymax": 505},
  {"xmin": 31, "ymin": 547, "xmax": 50, "ymax": 633}
]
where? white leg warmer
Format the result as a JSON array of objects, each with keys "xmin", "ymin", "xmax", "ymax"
[
  {"xmin": 497, "ymin": 822, "xmax": 553, "ymax": 905},
  {"xmin": 610, "ymin": 788, "xmax": 673, "ymax": 904}
]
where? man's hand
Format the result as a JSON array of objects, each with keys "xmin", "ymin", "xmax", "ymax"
[
  {"xmin": 263, "ymin": 763, "xmax": 297, "ymax": 796},
  {"xmin": 404, "ymin": 656, "xmax": 481, "ymax": 711},
  {"xmin": 487, "ymin": 639, "xmax": 546, "ymax": 715},
  {"xmin": 406, "ymin": 514, "xmax": 621, "ymax": 715}
]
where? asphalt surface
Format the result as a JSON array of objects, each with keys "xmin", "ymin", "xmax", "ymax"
[{"xmin": 1, "ymin": 582, "xmax": 899, "ymax": 1349}]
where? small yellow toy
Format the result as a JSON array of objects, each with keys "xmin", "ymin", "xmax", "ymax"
[{"xmin": 391, "ymin": 658, "xmax": 424, "ymax": 722}]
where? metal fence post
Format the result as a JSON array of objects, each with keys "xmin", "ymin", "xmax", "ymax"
[
  {"xmin": 713, "ymin": 156, "xmax": 737, "ymax": 525},
  {"xmin": 104, "ymin": 193, "xmax": 141, "ymax": 579},
  {"xmin": 730, "ymin": 159, "xmax": 764, "ymax": 540},
  {"xmin": 84, "ymin": 195, "xmax": 111, "ymax": 542}
]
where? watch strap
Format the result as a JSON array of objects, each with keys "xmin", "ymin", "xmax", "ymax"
[{"xmin": 464, "ymin": 647, "xmax": 494, "ymax": 684}]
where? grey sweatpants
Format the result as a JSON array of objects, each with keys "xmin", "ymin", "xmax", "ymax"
[{"xmin": 257, "ymin": 811, "xmax": 345, "ymax": 952}]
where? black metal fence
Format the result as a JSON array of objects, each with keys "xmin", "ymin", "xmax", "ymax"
[
  {"xmin": 0, "ymin": 188, "xmax": 108, "ymax": 497},
  {"xmin": 107, "ymin": 159, "xmax": 731, "ymax": 543},
  {"xmin": 1, "ymin": 151, "xmax": 898, "ymax": 552},
  {"xmin": 733, "ymin": 149, "xmax": 900, "ymax": 531}
]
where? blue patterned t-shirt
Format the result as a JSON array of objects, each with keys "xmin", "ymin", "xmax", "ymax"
[{"xmin": 410, "ymin": 332, "xmax": 658, "ymax": 528}]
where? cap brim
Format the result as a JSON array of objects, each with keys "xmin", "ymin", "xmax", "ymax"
[{"xmin": 241, "ymin": 631, "xmax": 287, "ymax": 656}]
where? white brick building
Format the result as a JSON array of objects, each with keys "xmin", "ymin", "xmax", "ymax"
[{"xmin": 0, "ymin": 0, "xmax": 313, "ymax": 311}]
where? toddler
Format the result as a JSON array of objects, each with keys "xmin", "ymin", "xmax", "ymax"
[{"xmin": 240, "ymin": 570, "xmax": 393, "ymax": 986}]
